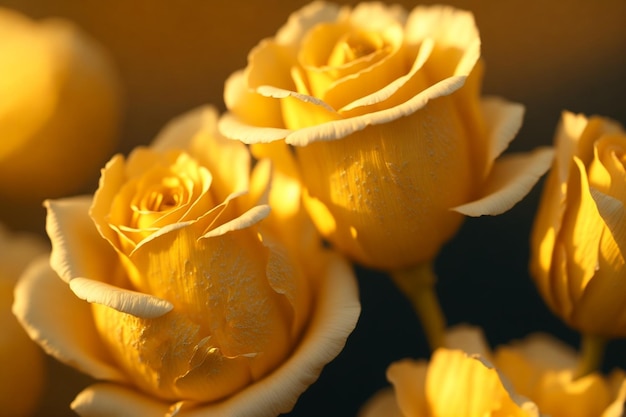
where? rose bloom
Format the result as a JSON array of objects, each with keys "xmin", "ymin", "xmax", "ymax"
[
  {"xmin": 0, "ymin": 7, "xmax": 121, "ymax": 201},
  {"xmin": 13, "ymin": 106, "xmax": 360, "ymax": 416},
  {"xmin": 0, "ymin": 224, "xmax": 47, "ymax": 417},
  {"xmin": 530, "ymin": 112, "xmax": 626, "ymax": 337},
  {"xmin": 494, "ymin": 332, "xmax": 626, "ymax": 417},
  {"xmin": 360, "ymin": 325, "xmax": 626, "ymax": 417},
  {"xmin": 220, "ymin": 1, "xmax": 553, "ymax": 270},
  {"xmin": 359, "ymin": 347, "xmax": 540, "ymax": 416}
]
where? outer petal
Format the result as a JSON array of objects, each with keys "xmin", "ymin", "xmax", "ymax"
[
  {"xmin": 274, "ymin": 1, "xmax": 342, "ymax": 48},
  {"xmin": 453, "ymin": 147, "xmax": 554, "ymax": 216},
  {"xmin": 358, "ymin": 388, "xmax": 403, "ymax": 417},
  {"xmin": 480, "ymin": 96, "xmax": 526, "ymax": 175},
  {"xmin": 73, "ymin": 251, "xmax": 359, "ymax": 417},
  {"xmin": 386, "ymin": 359, "xmax": 428, "ymax": 417},
  {"xmin": 46, "ymin": 196, "xmax": 173, "ymax": 318},
  {"xmin": 220, "ymin": 74, "xmax": 466, "ymax": 146},
  {"xmin": 151, "ymin": 105, "xmax": 217, "ymax": 152},
  {"xmin": 72, "ymin": 383, "xmax": 171, "ymax": 417},
  {"xmin": 444, "ymin": 324, "xmax": 492, "ymax": 358},
  {"xmin": 223, "ymin": 70, "xmax": 287, "ymax": 132},
  {"xmin": 404, "ymin": 4, "xmax": 479, "ymax": 56},
  {"xmin": 13, "ymin": 255, "xmax": 126, "ymax": 382},
  {"xmin": 46, "ymin": 195, "xmax": 115, "ymax": 284},
  {"xmin": 180, "ymin": 252, "xmax": 360, "ymax": 417},
  {"xmin": 69, "ymin": 278, "xmax": 173, "ymax": 319}
]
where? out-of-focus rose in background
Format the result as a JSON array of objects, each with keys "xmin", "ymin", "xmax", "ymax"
[
  {"xmin": 0, "ymin": 225, "xmax": 47, "ymax": 417},
  {"xmin": 0, "ymin": 0, "xmax": 625, "ymax": 416},
  {"xmin": 531, "ymin": 112, "xmax": 626, "ymax": 339},
  {"xmin": 0, "ymin": 7, "xmax": 122, "ymax": 205}
]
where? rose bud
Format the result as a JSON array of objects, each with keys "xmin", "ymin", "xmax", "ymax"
[
  {"xmin": 13, "ymin": 106, "xmax": 360, "ymax": 416},
  {"xmin": 531, "ymin": 111, "xmax": 626, "ymax": 339}
]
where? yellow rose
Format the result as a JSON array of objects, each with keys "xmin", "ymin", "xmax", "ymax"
[
  {"xmin": 0, "ymin": 7, "xmax": 122, "ymax": 201},
  {"xmin": 220, "ymin": 1, "xmax": 553, "ymax": 270},
  {"xmin": 13, "ymin": 106, "xmax": 360, "ymax": 416},
  {"xmin": 493, "ymin": 332, "xmax": 626, "ymax": 417},
  {"xmin": 0, "ymin": 224, "xmax": 47, "ymax": 417},
  {"xmin": 361, "ymin": 325, "xmax": 626, "ymax": 417},
  {"xmin": 359, "ymin": 348, "xmax": 539, "ymax": 417},
  {"xmin": 530, "ymin": 112, "xmax": 626, "ymax": 337}
]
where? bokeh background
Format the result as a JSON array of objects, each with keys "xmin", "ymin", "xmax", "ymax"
[{"xmin": 1, "ymin": 0, "xmax": 625, "ymax": 416}]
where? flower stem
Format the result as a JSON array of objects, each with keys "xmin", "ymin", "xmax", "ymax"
[
  {"xmin": 574, "ymin": 333, "xmax": 607, "ymax": 379},
  {"xmin": 391, "ymin": 262, "xmax": 446, "ymax": 352}
]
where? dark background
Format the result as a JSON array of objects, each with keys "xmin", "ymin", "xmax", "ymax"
[{"xmin": 1, "ymin": 0, "xmax": 625, "ymax": 416}]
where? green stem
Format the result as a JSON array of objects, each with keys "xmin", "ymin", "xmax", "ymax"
[
  {"xmin": 391, "ymin": 262, "xmax": 446, "ymax": 352},
  {"xmin": 574, "ymin": 333, "xmax": 607, "ymax": 379}
]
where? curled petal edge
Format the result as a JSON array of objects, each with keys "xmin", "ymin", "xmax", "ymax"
[
  {"xmin": 453, "ymin": 147, "xmax": 554, "ymax": 217},
  {"xmin": 69, "ymin": 277, "xmax": 173, "ymax": 319},
  {"xmin": 220, "ymin": 75, "xmax": 466, "ymax": 146},
  {"xmin": 13, "ymin": 256, "xmax": 126, "ymax": 382}
]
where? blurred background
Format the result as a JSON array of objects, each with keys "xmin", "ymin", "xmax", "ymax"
[{"xmin": 0, "ymin": 0, "xmax": 624, "ymax": 415}]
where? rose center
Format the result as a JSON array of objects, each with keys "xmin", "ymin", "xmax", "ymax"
[
  {"xmin": 327, "ymin": 30, "xmax": 383, "ymax": 67},
  {"xmin": 145, "ymin": 180, "xmax": 182, "ymax": 212}
]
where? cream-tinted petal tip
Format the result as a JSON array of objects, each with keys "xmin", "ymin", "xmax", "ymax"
[{"xmin": 69, "ymin": 277, "xmax": 173, "ymax": 319}]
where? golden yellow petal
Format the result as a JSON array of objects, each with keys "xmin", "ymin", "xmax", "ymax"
[
  {"xmin": 128, "ymin": 225, "xmax": 292, "ymax": 371},
  {"xmin": 535, "ymin": 370, "xmax": 611, "ymax": 417},
  {"xmin": 92, "ymin": 303, "xmax": 253, "ymax": 402},
  {"xmin": 296, "ymin": 95, "xmax": 475, "ymax": 269},
  {"xmin": 386, "ymin": 358, "xmax": 429, "ymax": 417}
]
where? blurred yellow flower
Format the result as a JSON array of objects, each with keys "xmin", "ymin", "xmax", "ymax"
[
  {"xmin": 13, "ymin": 106, "xmax": 360, "ymax": 416},
  {"xmin": 360, "ymin": 347, "xmax": 540, "ymax": 417},
  {"xmin": 494, "ymin": 333, "xmax": 626, "ymax": 417},
  {"xmin": 0, "ymin": 7, "xmax": 122, "ymax": 201},
  {"xmin": 362, "ymin": 325, "xmax": 626, "ymax": 417},
  {"xmin": 220, "ymin": 1, "xmax": 553, "ymax": 270},
  {"xmin": 0, "ymin": 224, "xmax": 47, "ymax": 417},
  {"xmin": 530, "ymin": 112, "xmax": 626, "ymax": 337}
]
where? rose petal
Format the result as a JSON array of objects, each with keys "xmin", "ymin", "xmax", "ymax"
[
  {"xmin": 424, "ymin": 350, "xmax": 539, "ymax": 416},
  {"xmin": 151, "ymin": 105, "xmax": 217, "ymax": 152},
  {"xmin": 358, "ymin": 387, "xmax": 403, "ymax": 417},
  {"xmin": 178, "ymin": 251, "xmax": 360, "ymax": 417},
  {"xmin": 90, "ymin": 154, "xmax": 129, "ymax": 251},
  {"xmin": 444, "ymin": 324, "xmax": 491, "ymax": 358},
  {"xmin": 338, "ymin": 38, "xmax": 433, "ymax": 114},
  {"xmin": 72, "ymin": 383, "xmax": 171, "ymax": 417},
  {"xmin": 71, "ymin": 250, "xmax": 359, "ymax": 417},
  {"xmin": 223, "ymin": 70, "xmax": 287, "ymax": 132},
  {"xmin": 46, "ymin": 196, "xmax": 173, "ymax": 318},
  {"xmin": 285, "ymin": 75, "xmax": 466, "ymax": 146},
  {"xmin": 46, "ymin": 196, "xmax": 117, "ymax": 284},
  {"xmin": 274, "ymin": 1, "xmax": 342, "ymax": 48},
  {"xmin": 201, "ymin": 204, "xmax": 270, "ymax": 239},
  {"xmin": 453, "ymin": 147, "xmax": 554, "ymax": 216},
  {"xmin": 349, "ymin": 2, "xmax": 407, "ymax": 30},
  {"xmin": 404, "ymin": 5, "xmax": 480, "ymax": 78},
  {"xmin": 13, "ymin": 255, "xmax": 126, "ymax": 382},
  {"xmin": 480, "ymin": 96, "xmax": 526, "ymax": 173},
  {"xmin": 69, "ymin": 277, "xmax": 173, "ymax": 319},
  {"xmin": 386, "ymin": 359, "xmax": 428, "ymax": 417},
  {"xmin": 590, "ymin": 188, "xmax": 626, "ymax": 259}
]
